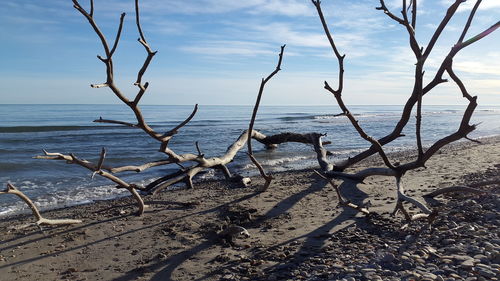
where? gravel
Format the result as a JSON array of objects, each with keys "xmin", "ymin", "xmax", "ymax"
[{"xmin": 218, "ymin": 166, "xmax": 499, "ymax": 281}]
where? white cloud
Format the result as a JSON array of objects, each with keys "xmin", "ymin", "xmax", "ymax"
[
  {"xmin": 440, "ymin": 0, "xmax": 500, "ymax": 12},
  {"xmin": 138, "ymin": 0, "xmax": 314, "ymax": 17},
  {"xmin": 248, "ymin": 0, "xmax": 315, "ymax": 17},
  {"xmin": 252, "ymin": 23, "xmax": 330, "ymax": 48},
  {"xmin": 1, "ymin": 15, "xmax": 59, "ymax": 25},
  {"xmin": 181, "ymin": 40, "xmax": 275, "ymax": 56},
  {"xmin": 454, "ymin": 60, "xmax": 500, "ymax": 75}
]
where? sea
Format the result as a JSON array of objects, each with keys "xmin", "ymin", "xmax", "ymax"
[{"xmin": 1, "ymin": 104, "xmax": 499, "ymax": 217}]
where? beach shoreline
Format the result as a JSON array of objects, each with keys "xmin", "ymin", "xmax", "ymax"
[
  {"xmin": 2, "ymin": 135, "xmax": 498, "ymax": 220},
  {"xmin": 0, "ymin": 136, "xmax": 499, "ymax": 280}
]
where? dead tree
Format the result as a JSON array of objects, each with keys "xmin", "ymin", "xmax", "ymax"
[
  {"xmin": 311, "ymin": 0, "xmax": 499, "ymax": 219},
  {"xmin": 35, "ymin": 0, "xmax": 325, "ymax": 214}
]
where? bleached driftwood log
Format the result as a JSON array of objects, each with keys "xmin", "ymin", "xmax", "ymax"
[
  {"xmin": 0, "ymin": 183, "xmax": 81, "ymax": 226},
  {"xmin": 145, "ymin": 130, "xmax": 325, "ymax": 194}
]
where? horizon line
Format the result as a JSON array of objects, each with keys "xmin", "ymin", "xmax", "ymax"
[{"xmin": 1, "ymin": 103, "xmax": 499, "ymax": 107}]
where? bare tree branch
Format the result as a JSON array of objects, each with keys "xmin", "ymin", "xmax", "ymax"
[
  {"xmin": 247, "ymin": 153, "xmax": 273, "ymax": 192},
  {"xmin": 109, "ymin": 159, "xmax": 174, "ymax": 173},
  {"xmin": 93, "ymin": 117, "xmax": 138, "ymax": 128},
  {"xmin": 246, "ymin": 45, "xmax": 285, "ymax": 191},
  {"xmin": 162, "ymin": 104, "xmax": 199, "ymax": 139},
  {"xmin": 457, "ymin": 0, "xmax": 482, "ymax": 44},
  {"xmin": 376, "ymin": 0, "xmax": 405, "ymax": 25},
  {"xmin": 422, "ymin": 0, "xmax": 463, "ymax": 60},
  {"xmin": 146, "ymin": 130, "xmax": 327, "ymax": 193},
  {"xmin": 247, "ymin": 45, "xmax": 285, "ymax": 155},
  {"xmin": 308, "ymin": 0, "xmax": 497, "ymax": 220},
  {"xmin": 89, "ymin": 0, "xmax": 94, "ymax": 18},
  {"xmin": 134, "ymin": 0, "xmax": 157, "ymax": 85},
  {"xmin": 424, "ymin": 185, "xmax": 491, "ymax": 198},
  {"xmin": 332, "ymin": 3, "xmax": 499, "ymax": 172},
  {"xmin": 395, "ymin": 176, "xmax": 431, "ymax": 214},
  {"xmin": 73, "ymin": 0, "xmax": 197, "ymax": 157},
  {"xmin": 401, "ymin": 0, "xmax": 421, "ymax": 57},
  {"xmin": 456, "ymin": 21, "xmax": 500, "ymax": 50},
  {"xmin": 312, "ymin": 0, "xmax": 344, "ymax": 95},
  {"xmin": 1, "ymin": 183, "xmax": 82, "ymax": 225},
  {"xmin": 109, "ymin": 13, "xmax": 125, "ymax": 58},
  {"xmin": 35, "ymin": 150, "xmax": 146, "ymax": 215},
  {"xmin": 411, "ymin": 0, "xmax": 417, "ymax": 30},
  {"xmin": 314, "ymin": 0, "xmax": 397, "ymax": 171}
]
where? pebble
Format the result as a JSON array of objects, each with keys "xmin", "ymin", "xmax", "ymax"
[
  {"xmin": 381, "ymin": 253, "xmax": 395, "ymax": 263},
  {"xmin": 482, "ymin": 242, "xmax": 495, "ymax": 251},
  {"xmin": 460, "ymin": 259, "xmax": 474, "ymax": 269},
  {"xmin": 476, "ymin": 268, "xmax": 496, "ymax": 278},
  {"xmin": 369, "ymin": 275, "xmax": 383, "ymax": 281}
]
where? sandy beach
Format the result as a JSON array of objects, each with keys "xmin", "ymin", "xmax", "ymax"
[{"xmin": 0, "ymin": 137, "xmax": 499, "ymax": 281}]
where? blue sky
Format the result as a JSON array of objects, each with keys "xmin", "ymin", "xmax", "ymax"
[{"xmin": 0, "ymin": 0, "xmax": 498, "ymax": 105}]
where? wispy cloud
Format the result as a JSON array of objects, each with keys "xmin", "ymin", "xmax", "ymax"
[
  {"xmin": 248, "ymin": 0, "xmax": 314, "ymax": 17},
  {"xmin": 440, "ymin": 0, "xmax": 500, "ymax": 12},
  {"xmin": 139, "ymin": 0, "xmax": 314, "ymax": 17},
  {"xmin": 454, "ymin": 60, "xmax": 500, "ymax": 76},
  {"xmin": 251, "ymin": 22, "xmax": 329, "ymax": 48},
  {"xmin": 181, "ymin": 40, "xmax": 275, "ymax": 57},
  {"xmin": 1, "ymin": 15, "xmax": 59, "ymax": 25}
]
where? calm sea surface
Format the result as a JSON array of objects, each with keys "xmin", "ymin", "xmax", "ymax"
[{"xmin": 1, "ymin": 104, "xmax": 499, "ymax": 216}]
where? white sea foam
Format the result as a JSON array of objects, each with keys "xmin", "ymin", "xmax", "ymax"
[
  {"xmin": 241, "ymin": 155, "xmax": 312, "ymax": 170},
  {"xmin": 0, "ymin": 183, "xmax": 130, "ymax": 217}
]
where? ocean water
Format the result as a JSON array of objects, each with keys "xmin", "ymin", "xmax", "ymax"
[{"xmin": 1, "ymin": 104, "xmax": 499, "ymax": 216}]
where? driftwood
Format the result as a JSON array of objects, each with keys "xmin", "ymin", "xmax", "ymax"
[
  {"xmin": 35, "ymin": 0, "xmax": 330, "ymax": 215},
  {"xmin": 321, "ymin": 1, "xmax": 499, "ymax": 172},
  {"xmin": 144, "ymin": 130, "xmax": 324, "ymax": 194},
  {"xmin": 62, "ymin": 0, "xmax": 328, "ymax": 200},
  {"xmin": 425, "ymin": 177, "xmax": 498, "ymax": 198},
  {"xmin": 424, "ymin": 185, "xmax": 493, "ymax": 198},
  {"xmin": 310, "ymin": 0, "xmax": 499, "ymax": 220},
  {"xmin": 34, "ymin": 150, "xmax": 146, "ymax": 215},
  {"xmin": 0, "ymin": 183, "xmax": 81, "ymax": 226},
  {"xmin": 246, "ymin": 44, "xmax": 285, "ymax": 192}
]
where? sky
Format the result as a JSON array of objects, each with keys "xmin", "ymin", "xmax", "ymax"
[{"xmin": 0, "ymin": 0, "xmax": 498, "ymax": 106}]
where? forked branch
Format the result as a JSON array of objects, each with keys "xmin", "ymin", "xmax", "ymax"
[
  {"xmin": 72, "ymin": 0, "xmax": 196, "ymax": 154},
  {"xmin": 328, "ymin": 0, "xmax": 498, "ymax": 171},
  {"xmin": 1, "ymin": 183, "xmax": 82, "ymax": 226},
  {"xmin": 309, "ymin": 0, "xmax": 498, "ymax": 220},
  {"xmin": 314, "ymin": 0, "xmax": 396, "ymax": 171},
  {"xmin": 35, "ymin": 150, "xmax": 146, "ymax": 215},
  {"xmin": 145, "ymin": 130, "xmax": 328, "ymax": 194}
]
